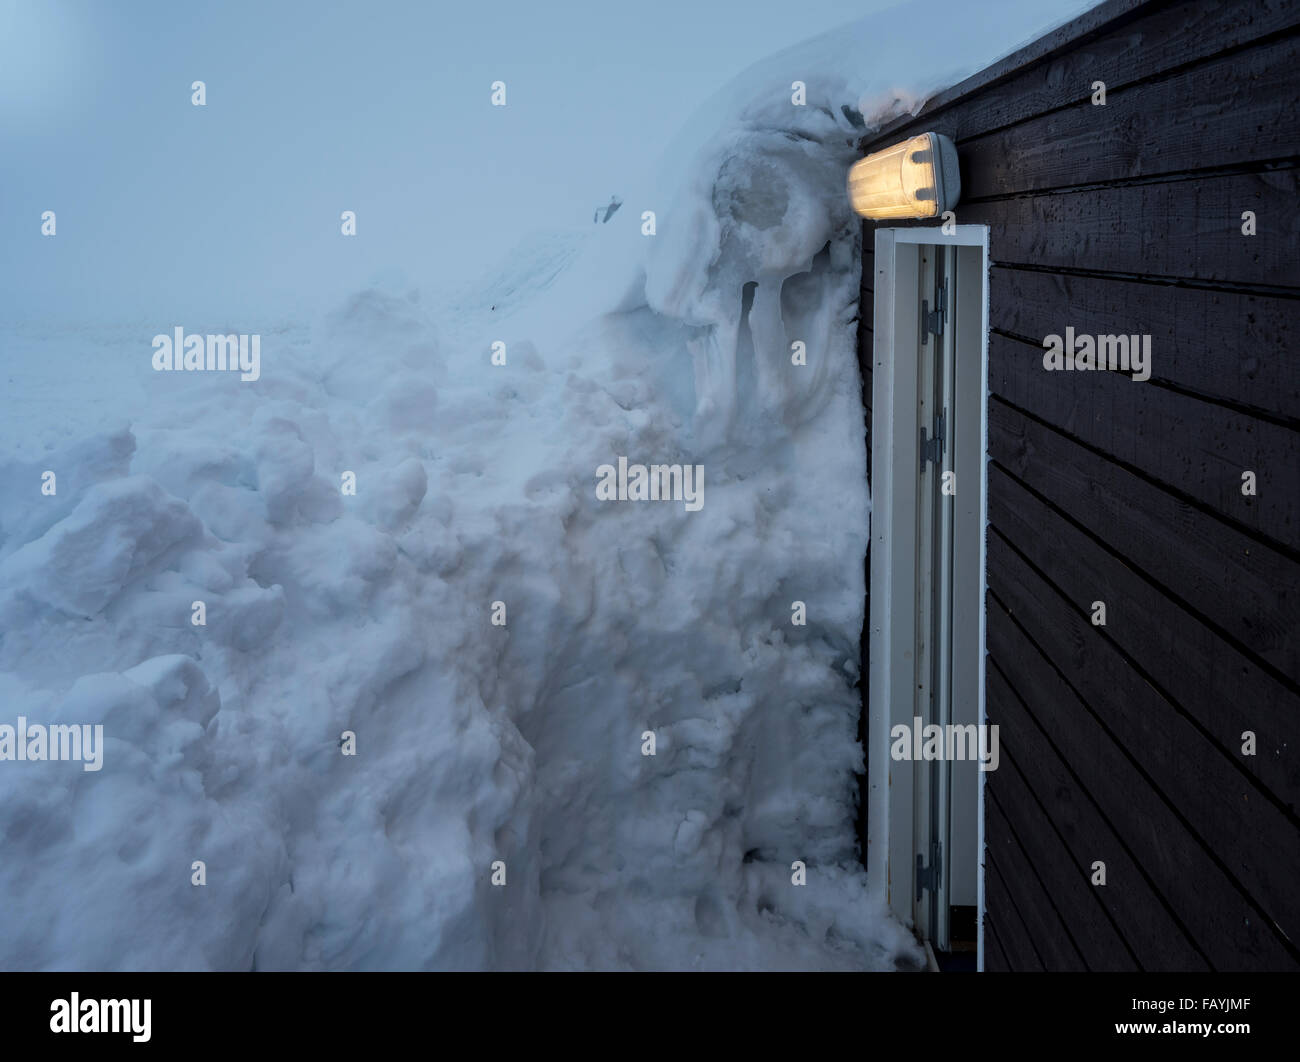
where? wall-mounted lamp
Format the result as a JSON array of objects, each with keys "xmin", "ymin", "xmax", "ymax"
[{"xmin": 847, "ymin": 132, "xmax": 961, "ymax": 220}]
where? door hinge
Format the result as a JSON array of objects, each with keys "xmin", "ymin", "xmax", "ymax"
[
  {"xmin": 920, "ymin": 411, "xmax": 946, "ymax": 472},
  {"xmin": 921, "ymin": 281, "xmax": 947, "ymax": 345},
  {"xmin": 916, "ymin": 841, "xmax": 943, "ymax": 902}
]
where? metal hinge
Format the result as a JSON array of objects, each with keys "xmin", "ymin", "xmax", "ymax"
[
  {"xmin": 921, "ymin": 281, "xmax": 947, "ymax": 345},
  {"xmin": 920, "ymin": 411, "xmax": 946, "ymax": 472},
  {"xmin": 916, "ymin": 841, "xmax": 943, "ymax": 902}
]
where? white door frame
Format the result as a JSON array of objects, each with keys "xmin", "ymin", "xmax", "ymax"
[{"xmin": 865, "ymin": 224, "xmax": 989, "ymax": 968}]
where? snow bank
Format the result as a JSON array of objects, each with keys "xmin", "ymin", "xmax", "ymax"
[{"xmin": 1, "ymin": 0, "xmax": 1096, "ymax": 969}]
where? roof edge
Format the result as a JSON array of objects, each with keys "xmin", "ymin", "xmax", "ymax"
[{"xmin": 859, "ymin": 0, "xmax": 1159, "ymax": 152}]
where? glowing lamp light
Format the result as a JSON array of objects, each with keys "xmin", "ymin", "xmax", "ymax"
[{"xmin": 847, "ymin": 132, "xmax": 961, "ymax": 220}]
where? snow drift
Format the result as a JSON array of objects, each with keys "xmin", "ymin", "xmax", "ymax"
[{"xmin": 0, "ymin": 0, "xmax": 1096, "ymax": 969}]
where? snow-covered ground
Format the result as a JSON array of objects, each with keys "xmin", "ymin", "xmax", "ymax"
[{"xmin": 0, "ymin": 0, "xmax": 1095, "ymax": 969}]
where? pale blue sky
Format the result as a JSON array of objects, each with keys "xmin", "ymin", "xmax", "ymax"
[{"xmin": 0, "ymin": 0, "xmax": 896, "ymax": 322}]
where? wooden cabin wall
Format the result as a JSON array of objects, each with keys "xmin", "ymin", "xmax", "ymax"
[{"xmin": 857, "ymin": 0, "xmax": 1300, "ymax": 970}]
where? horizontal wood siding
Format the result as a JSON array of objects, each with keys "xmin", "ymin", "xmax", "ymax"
[{"xmin": 860, "ymin": 0, "xmax": 1300, "ymax": 969}]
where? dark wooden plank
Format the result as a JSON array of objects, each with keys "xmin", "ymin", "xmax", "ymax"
[
  {"xmin": 860, "ymin": 255, "xmax": 874, "ymax": 415},
  {"xmin": 987, "ymin": 657, "xmax": 1210, "ymax": 970},
  {"xmin": 988, "ymin": 400, "xmax": 1299, "ymax": 681},
  {"xmin": 957, "ymin": 33, "xmax": 1300, "ymax": 199},
  {"xmin": 863, "ymin": 0, "xmax": 1300, "ymax": 152},
  {"xmin": 859, "ymin": 220, "xmax": 874, "ymax": 394},
  {"xmin": 984, "ymin": 857, "xmax": 1046, "ymax": 971},
  {"xmin": 989, "ymin": 462, "xmax": 1300, "ymax": 813},
  {"xmin": 987, "ymin": 755, "xmax": 1138, "ymax": 969},
  {"xmin": 988, "ymin": 533, "xmax": 1300, "ymax": 960},
  {"xmin": 986, "ymin": 796, "xmax": 1090, "ymax": 970},
  {"xmin": 983, "ymin": 916, "xmax": 1013, "ymax": 972},
  {"xmin": 986, "ymin": 593, "xmax": 1296, "ymax": 969},
  {"xmin": 989, "ymin": 332, "xmax": 1300, "ymax": 549},
  {"xmin": 989, "ymin": 267, "xmax": 1300, "ymax": 424},
  {"xmin": 857, "ymin": 308, "xmax": 872, "ymax": 417},
  {"xmin": 963, "ymin": 170, "xmax": 1300, "ymax": 289}
]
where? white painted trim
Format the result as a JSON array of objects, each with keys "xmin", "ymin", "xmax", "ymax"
[
  {"xmin": 865, "ymin": 225, "xmax": 893, "ymax": 903},
  {"xmin": 887, "ymin": 224, "xmax": 987, "ymax": 246},
  {"xmin": 866, "ymin": 223, "xmax": 990, "ymax": 968},
  {"xmin": 974, "ymin": 229, "xmax": 990, "ymax": 976}
]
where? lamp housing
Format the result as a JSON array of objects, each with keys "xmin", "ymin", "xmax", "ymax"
[{"xmin": 848, "ymin": 132, "xmax": 961, "ymax": 220}]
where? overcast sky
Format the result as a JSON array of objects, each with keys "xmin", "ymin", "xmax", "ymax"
[{"xmin": 0, "ymin": 0, "xmax": 900, "ymax": 323}]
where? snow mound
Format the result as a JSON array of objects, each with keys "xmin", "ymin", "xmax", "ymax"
[
  {"xmin": 1, "ymin": 0, "xmax": 1097, "ymax": 969},
  {"xmin": 0, "ymin": 476, "xmax": 201, "ymax": 618}
]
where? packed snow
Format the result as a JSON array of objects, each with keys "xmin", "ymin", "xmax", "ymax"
[{"xmin": 1, "ymin": 0, "xmax": 1096, "ymax": 969}]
